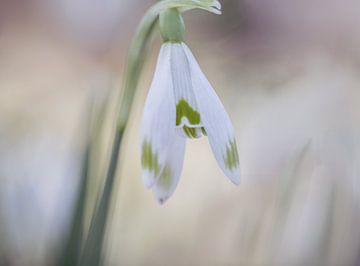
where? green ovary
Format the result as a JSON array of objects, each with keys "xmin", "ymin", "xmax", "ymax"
[
  {"xmin": 159, "ymin": 8, "xmax": 185, "ymax": 43},
  {"xmin": 141, "ymin": 139, "xmax": 161, "ymax": 176},
  {"xmin": 176, "ymin": 99, "xmax": 200, "ymax": 126},
  {"xmin": 224, "ymin": 139, "xmax": 239, "ymax": 170}
]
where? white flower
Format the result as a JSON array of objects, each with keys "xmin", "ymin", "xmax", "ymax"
[{"xmin": 140, "ymin": 42, "xmax": 240, "ymax": 203}]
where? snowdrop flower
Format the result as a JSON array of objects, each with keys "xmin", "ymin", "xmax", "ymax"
[{"xmin": 140, "ymin": 7, "xmax": 240, "ymax": 203}]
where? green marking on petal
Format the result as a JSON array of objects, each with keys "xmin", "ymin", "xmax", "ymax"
[
  {"xmin": 141, "ymin": 139, "xmax": 161, "ymax": 175},
  {"xmin": 201, "ymin": 127, "xmax": 207, "ymax": 136},
  {"xmin": 224, "ymin": 139, "xmax": 239, "ymax": 170},
  {"xmin": 182, "ymin": 126, "xmax": 207, "ymax": 138},
  {"xmin": 183, "ymin": 125, "xmax": 197, "ymax": 138},
  {"xmin": 157, "ymin": 165, "xmax": 172, "ymax": 189},
  {"xmin": 176, "ymin": 98, "xmax": 200, "ymax": 126}
]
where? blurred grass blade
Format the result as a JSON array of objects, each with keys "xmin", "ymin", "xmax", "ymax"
[
  {"xmin": 79, "ymin": 5, "xmax": 159, "ymax": 266},
  {"xmin": 56, "ymin": 101, "xmax": 97, "ymax": 266},
  {"xmin": 79, "ymin": 130, "xmax": 123, "ymax": 266},
  {"xmin": 279, "ymin": 140, "xmax": 312, "ymax": 211},
  {"xmin": 57, "ymin": 83, "xmax": 111, "ymax": 266},
  {"xmin": 56, "ymin": 142, "xmax": 90, "ymax": 266}
]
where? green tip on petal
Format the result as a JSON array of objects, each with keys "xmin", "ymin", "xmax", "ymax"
[
  {"xmin": 155, "ymin": 165, "xmax": 174, "ymax": 204},
  {"xmin": 156, "ymin": 165, "xmax": 172, "ymax": 190},
  {"xmin": 176, "ymin": 99, "xmax": 201, "ymax": 126},
  {"xmin": 176, "ymin": 99, "xmax": 206, "ymax": 139},
  {"xmin": 141, "ymin": 139, "xmax": 161, "ymax": 175},
  {"xmin": 224, "ymin": 139, "xmax": 239, "ymax": 170}
]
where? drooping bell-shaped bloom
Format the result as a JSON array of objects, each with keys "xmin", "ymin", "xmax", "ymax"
[{"xmin": 140, "ymin": 7, "xmax": 240, "ymax": 203}]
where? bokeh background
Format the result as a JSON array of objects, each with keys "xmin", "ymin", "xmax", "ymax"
[{"xmin": 1, "ymin": 0, "xmax": 360, "ymax": 265}]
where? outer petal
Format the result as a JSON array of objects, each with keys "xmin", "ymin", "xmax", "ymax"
[
  {"xmin": 140, "ymin": 43, "xmax": 175, "ymax": 188},
  {"xmin": 152, "ymin": 134, "xmax": 186, "ymax": 204},
  {"xmin": 170, "ymin": 43, "xmax": 204, "ymax": 138},
  {"xmin": 181, "ymin": 43, "xmax": 240, "ymax": 184}
]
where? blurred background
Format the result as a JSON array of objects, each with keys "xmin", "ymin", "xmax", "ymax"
[{"xmin": 1, "ymin": 0, "xmax": 360, "ymax": 265}]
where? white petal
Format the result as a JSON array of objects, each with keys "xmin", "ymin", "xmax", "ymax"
[
  {"xmin": 153, "ymin": 134, "xmax": 186, "ymax": 204},
  {"xmin": 170, "ymin": 43, "xmax": 204, "ymax": 138},
  {"xmin": 140, "ymin": 43, "xmax": 175, "ymax": 188},
  {"xmin": 181, "ymin": 43, "xmax": 240, "ymax": 184}
]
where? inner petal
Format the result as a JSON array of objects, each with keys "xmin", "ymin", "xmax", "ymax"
[
  {"xmin": 171, "ymin": 44, "xmax": 199, "ymax": 117},
  {"xmin": 171, "ymin": 44, "xmax": 205, "ymax": 139},
  {"xmin": 175, "ymin": 98, "xmax": 205, "ymax": 139},
  {"xmin": 176, "ymin": 125, "xmax": 207, "ymax": 139}
]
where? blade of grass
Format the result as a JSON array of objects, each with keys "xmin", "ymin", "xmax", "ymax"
[
  {"xmin": 56, "ymin": 142, "xmax": 90, "ymax": 266},
  {"xmin": 78, "ymin": 129, "xmax": 123, "ymax": 266},
  {"xmin": 79, "ymin": 8, "xmax": 159, "ymax": 266},
  {"xmin": 56, "ymin": 85, "xmax": 111, "ymax": 266}
]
